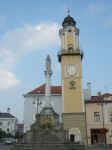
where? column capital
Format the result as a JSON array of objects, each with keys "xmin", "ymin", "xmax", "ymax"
[{"xmin": 44, "ymin": 70, "xmax": 52, "ymax": 77}]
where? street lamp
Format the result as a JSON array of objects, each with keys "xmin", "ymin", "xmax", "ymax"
[
  {"xmin": 33, "ymin": 97, "xmax": 42, "ymax": 114},
  {"xmin": 97, "ymin": 97, "xmax": 107, "ymax": 148}
]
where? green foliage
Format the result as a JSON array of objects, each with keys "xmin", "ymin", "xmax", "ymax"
[
  {"xmin": 14, "ymin": 132, "xmax": 19, "ymax": 139},
  {"xmin": 39, "ymin": 124, "xmax": 55, "ymax": 130},
  {"xmin": 0, "ymin": 131, "xmax": 6, "ymax": 138}
]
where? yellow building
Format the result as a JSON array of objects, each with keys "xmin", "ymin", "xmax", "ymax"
[
  {"xmin": 85, "ymin": 93, "xmax": 112, "ymax": 145},
  {"xmin": 58, "ymin": 13, "xmax": 87, "ymax": 145}
]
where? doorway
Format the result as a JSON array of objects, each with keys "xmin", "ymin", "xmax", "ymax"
[
  {"xmin": 70, "ymin": 135, "xmax": 74, "ymax": 142},
  {"xmin": 69, "ymin": 127, "xmax": 81, "ymax": 142},
  {"xmin": 91, "ymin": 129, "xmax": 106, "ymax": 145}
]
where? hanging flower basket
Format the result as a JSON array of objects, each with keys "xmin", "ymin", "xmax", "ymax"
[{"xmin": 99, "ymin": 128, "xmax": 109, "ymax": 133}]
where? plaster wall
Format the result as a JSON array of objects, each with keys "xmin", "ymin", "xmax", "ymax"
[
  {"xmin": 24, "ymin": 95, "xmax": 62, "ymax": 133},
  {"xmin": 0, "ymin": 118, "xmax": 17, "ymax": 134},
  {"xmin": 86, "ymin": 102, "xmax": 112, "ymax": 145},
  {"xmin": 83, "ymin": 83, "xmax": 91, "ymax": 100},
  {"xmin": 61, "ymin": 55, "xmax": 83, "ymax": 113}
]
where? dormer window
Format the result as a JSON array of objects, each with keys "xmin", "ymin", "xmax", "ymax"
[{"xmin": 38, "ymin": 90, "xmax": 41, "ymax": 93}]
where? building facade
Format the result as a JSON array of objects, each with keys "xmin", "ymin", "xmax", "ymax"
[
  {"xmin": 0, "ymin": 108, "xmax": 18, "ymax": 135},
  {"xmin": 18, "ymin": 123, "xmax": 23, "ymax": 133},
  {"xmin": 23, "ymin": 83, "xmax": 91, "ymax": 133},
  {"xmin": 85, "ymin": 93, "xmax": 112, "ymax": 145}
]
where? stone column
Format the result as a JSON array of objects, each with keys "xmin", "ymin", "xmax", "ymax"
[{"xmin": 44, "ymin": 55, "xmax": 52, "ymax": 109}]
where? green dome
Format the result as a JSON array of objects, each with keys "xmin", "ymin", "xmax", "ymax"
[{"xmin": 62, "ymin": 15, "xmax": 76, "ymax": 28}]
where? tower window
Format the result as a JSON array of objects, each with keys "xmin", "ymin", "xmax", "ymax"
[
  {"xmin": 71, "ymin": 84, "xmax": 74, "ymax": 88},
  {"xmin": 69, "ymin": 81, "xmax": 76, "ymax": 89}
]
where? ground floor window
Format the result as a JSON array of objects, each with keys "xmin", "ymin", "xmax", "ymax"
[{"xmin": 91, "ymin": 129, "xmax": 106, "ymax": 145}]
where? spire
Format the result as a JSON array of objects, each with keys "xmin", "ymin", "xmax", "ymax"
[{"xmin": 67, "ymin": 5, "xmax": 71, "ymax": 15}]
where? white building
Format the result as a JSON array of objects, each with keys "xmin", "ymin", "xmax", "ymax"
[
  {"xmin": 23, "ymin": 83, "xmax": 91, "ymax": 133},
  {"xmin": 0, "ymin": 108, "xmax": 18, "ymax": 135}
]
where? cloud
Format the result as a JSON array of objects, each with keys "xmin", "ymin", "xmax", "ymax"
[
  {"xmin": 0, "ymin": 68, "xmax": 21, "ymax": 89},
  {"xmin": 0, "ymin": 14, "xmax": 6, "ymax": 27},
  {"xmin": 0, "ymin": 22, "xmax": 60, "ymax": 89},
  {"xmin": 0, "ymin": 22, "xmax": 60, "ymax": 69},
  {"xmin": 103, "ymin": 15, "xmax": 112, "ymax": 27},
  {"xmin": 86, "ymin": 2, "xmax": 112, "ymax": 16},
  {"xmin": 55, "ymin": 63, "xmax": 61, "ymax": 71}
]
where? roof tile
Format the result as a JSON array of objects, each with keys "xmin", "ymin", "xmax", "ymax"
[
  {"xmin": 27, "ymin": 84, "xmax": 62, "ymax": 94},
  {"xmin": 85, "ymin": 93, "xmax": 112, "ymax": 103}
]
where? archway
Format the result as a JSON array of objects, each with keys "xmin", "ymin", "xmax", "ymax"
[{"xmin": 69, "ymin": 127, "xmax": 81, "ymax": 142}]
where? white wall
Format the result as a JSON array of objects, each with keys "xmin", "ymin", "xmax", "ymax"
[
  {"xmin": 0, "ymin": 118, "xmax": 17, "ymax": 135},
  {"xmin": 23, "ymin": 94, "xmax": 62, "ymax": 133},
  {"xmin": 83, "ymin": 83, "xmax": 91, "ymax": 100}
]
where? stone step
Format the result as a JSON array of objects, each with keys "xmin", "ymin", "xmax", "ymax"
[
  {"xmin": 11, "ymin": 147, "xmax": 86, "ymax": 150},
  {"xmin": 16, "ymin": 142, "xmax": 79, "ymax": 144},
  {"xmin": 14, "ymin": 144, "xmax": 82, "ymax": 147}
]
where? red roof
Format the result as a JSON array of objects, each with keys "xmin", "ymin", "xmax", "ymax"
[
  {"xmin": 27, "ymin": 84, "xmax": 62, "ymax": 94},
  {"xmin": 85, "ymin": 93, "xmax": 112, "ymax": 103},
  {"xmin": 18, "ymin": 124, "xmax": 23, "ymax": 128}
]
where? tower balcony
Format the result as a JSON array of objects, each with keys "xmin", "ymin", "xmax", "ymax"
[{"xmin": 57, "ymin": 49, "xmax": 84, "ymax": 62}]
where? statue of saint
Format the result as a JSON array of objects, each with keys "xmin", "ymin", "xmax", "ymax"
[{"xmin": 46, "ymin": 55, "xmax": 51, "ymax": 70}]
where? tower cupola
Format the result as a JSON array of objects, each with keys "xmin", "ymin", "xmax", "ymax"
[
  {"xmin": 62, "ymin": 15, "xmax": 76, "ymax": 28},
  {"xmin": 7, "ymin": 107, "xmax": 10, "ymax": 113}
]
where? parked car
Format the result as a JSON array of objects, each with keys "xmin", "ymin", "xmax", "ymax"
[{"xmin": 5, "ymin": 138, "xmax": 14, "ymax": 145}]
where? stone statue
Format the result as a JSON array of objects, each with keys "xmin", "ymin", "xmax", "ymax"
[{"xmin": 46, "ymin": 55, "xmax": 51, "ymax": 70}]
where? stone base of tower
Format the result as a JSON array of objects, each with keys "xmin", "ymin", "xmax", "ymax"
[{"xmin": 62, "ymin": 113, "xmax": 87, "ymax": 146}]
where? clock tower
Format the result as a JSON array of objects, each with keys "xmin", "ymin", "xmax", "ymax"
[
  {"xmin": 58, "ymin": 12, "xmax": 87, "ymax": 145},
  {"xmin": 58, "ymin": 14, "xmax": 84, "ymax": 113}
]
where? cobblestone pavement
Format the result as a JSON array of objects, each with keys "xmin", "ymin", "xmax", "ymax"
[
  {"xmin": 0, "ymin": 142, "xmax": 13, "ymax": 150},
  {"xmin": 0, "ymin": 142, "xmax": 112, "ymax": 150},
  {"xmin": 86, "ymin": 147, "xmax": 111, "ymax": 150}
]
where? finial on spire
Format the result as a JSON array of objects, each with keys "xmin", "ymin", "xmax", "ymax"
[{"xmin": 67, "ymin": 5, "xmax": 71, "ymax": 15}]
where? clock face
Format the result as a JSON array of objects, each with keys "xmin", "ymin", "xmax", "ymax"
[
  {"xmin": 68, "ymin": 29, "xmax": 72, "ymax": 33},
  {"xmin": 66, "ymin": 65, "xmax": 78, "ymax": 76}
]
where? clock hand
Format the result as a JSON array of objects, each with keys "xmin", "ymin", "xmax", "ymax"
[{"xmin": 71, "ymin": 70, "xmax": 76, "ymax": 74}]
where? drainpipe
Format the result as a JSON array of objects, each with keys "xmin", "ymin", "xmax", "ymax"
[{"xmin": 85, "ymin": 101, "xmax": 88, "ymax": 147}]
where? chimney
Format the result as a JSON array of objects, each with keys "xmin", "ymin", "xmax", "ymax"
[
  {"xmin": 97, "ymin": 91, "xmax": 101, "ymax": 96},
  {"xmin": 87, "ymin": 82, "xmax": 91, "ymax": 90},
  {"xmin": 7, "ymin": 107, "xmax": 10, "ymax": 113}
]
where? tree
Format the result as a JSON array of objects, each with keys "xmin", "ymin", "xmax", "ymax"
[
  {"xmin": 14, "ymin": 132, "xmax": 19, "ymax": 139},
  {"xmin": 0, "ymin": 131, "xmax": 6, "ymax": 138}
]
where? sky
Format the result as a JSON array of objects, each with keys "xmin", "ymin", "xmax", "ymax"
[{"xmin": 0, "ymin": 0, "xmax": 112, "ymax": 123}]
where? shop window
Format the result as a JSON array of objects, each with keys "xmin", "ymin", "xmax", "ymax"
[
  {"xmin": 94, "ymin": 112, "xmax": 100, "ymax": 122},
  {"xmin": 110, "ymin": 112, "xmax": 112, "ymax": 122},
  {"xmin": 0, "ymin": 122, "xmax": 2, "ymax": 126}
]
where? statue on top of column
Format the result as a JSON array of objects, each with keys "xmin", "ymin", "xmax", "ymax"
[{"xmin": 46, "ymin": 55, "xmax": 51, "ymax": 71}]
